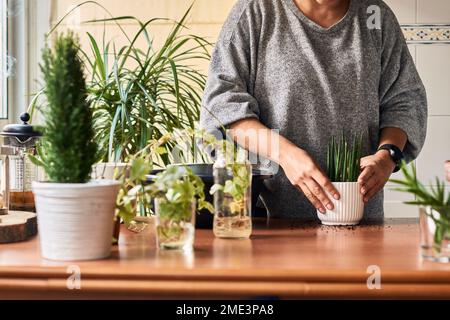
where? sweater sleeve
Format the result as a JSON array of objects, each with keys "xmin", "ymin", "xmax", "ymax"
[
  {"xmin": 200, "ymin": 0, "xmax": 261, "ymax": 133},
  {"xmin": 378, "ymin": 7, "xmax": 428, "ymax": 162}
]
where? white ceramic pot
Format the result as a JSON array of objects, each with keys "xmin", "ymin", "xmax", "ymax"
[
  {"xmin": 317, "ymin": 182, "xmax": 364, "ymax": 226},
  {"xmin": 91, "ymin": 162, "xmax": 128, "ymax": 180},
  {"xmin": 32, "ymin": 180, "xmax": 120, "ymax": 261}
]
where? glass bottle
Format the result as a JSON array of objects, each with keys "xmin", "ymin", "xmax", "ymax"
[{"xmin": 213, "ymin": 152, "xmax": 252, "ymax": 239}]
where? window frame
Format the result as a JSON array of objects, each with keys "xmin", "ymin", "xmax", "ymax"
[{"xmin": 0, "ymin": 0, "xmax": 8, "ymax": 119}]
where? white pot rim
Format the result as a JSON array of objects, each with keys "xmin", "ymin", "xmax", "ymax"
[
  {"xmin": 94, "ymin": 162, "xmax": 128, "ymax": 166},
  {"xmin": 32, "ymin": 179, "xmax": 120, "ymax": 189},
  {"xmin": 331, "ymin": 181, "xmax": 359, "ymax": 184}
]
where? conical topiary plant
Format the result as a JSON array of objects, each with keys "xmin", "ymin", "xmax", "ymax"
[
  {"xmin": 31, "ymin": 31, "xmax": 120, "ymax": 261},
  {"xmin": 38, "ymin": 32, "xmax": 97, "ymax": 183}
]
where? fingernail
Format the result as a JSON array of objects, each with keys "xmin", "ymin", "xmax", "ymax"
[
  {"xmin": 361, "ymin": 188, "xmax": 366, "ymax": 195},
  {"xmin": 326, "ymin": 204, "xmax": 333, "ymax": 210},
  {"xmin": 333, "ymin": 193, "xmax": 340, "ymax": 200},
  {"xmin": 319, "ymin": 208, "xmax": 326, "ymax": 214}
]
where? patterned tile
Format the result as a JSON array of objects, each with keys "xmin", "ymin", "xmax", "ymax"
[{"xmin": 402, "ymin": 24, "xmax": 450, "ymax": 44}]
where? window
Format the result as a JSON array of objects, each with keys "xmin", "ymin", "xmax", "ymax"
[{"xmin": 0, "ymin": 0, "xmax": 7, "ymax": 119}]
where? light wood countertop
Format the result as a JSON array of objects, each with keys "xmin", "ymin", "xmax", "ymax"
[{"xmin": 0, "ymin": 218, "xmax": 449, "ymax": 299}]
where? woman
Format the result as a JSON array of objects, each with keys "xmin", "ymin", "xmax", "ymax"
[{"xmin": 200, "ymin": 0, "xmax": 427, "ymax": 222}]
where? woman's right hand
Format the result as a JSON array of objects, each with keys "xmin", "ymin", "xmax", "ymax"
[{"xmin": 280, "ymin": 145, "xmax": 340, "ymax": 213}]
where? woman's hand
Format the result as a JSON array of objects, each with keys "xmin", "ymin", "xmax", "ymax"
[
  {"xmin": 358, "ymin": 150, "xmax": 396, "ymax": 203},
  {"xmin": 280, "ymin": 146, "xmax": 340, "ymax": 213}
]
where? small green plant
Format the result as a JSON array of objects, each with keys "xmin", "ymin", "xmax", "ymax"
[
  {"xmin": 390, "ymin": 162, "xmax": 450, "ymax": 246},
  {"xmin": 31, "ymin": 32, "xmax": 96, "ymax": 183},
  {"xmin": 326, "ymin": 133, "xmax": 363, "ymax": 182},
  {"xmin": 147, "ymin": 164, "xmax": 212, "ymax": 244}
]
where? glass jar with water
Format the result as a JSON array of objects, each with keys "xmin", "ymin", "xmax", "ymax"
[{"xmin": 212, "ymin": 151, "xmax": 252, "ymax": 239}]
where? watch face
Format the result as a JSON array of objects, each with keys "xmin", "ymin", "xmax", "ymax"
[{"xmin": 380, "ymin": 144, "xmax": 403, "ymax": 164}]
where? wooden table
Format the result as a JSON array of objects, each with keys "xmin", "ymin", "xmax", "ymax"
[{"xmin": 0, "ymin": 218, "xmax": 449, "ymax": 299}]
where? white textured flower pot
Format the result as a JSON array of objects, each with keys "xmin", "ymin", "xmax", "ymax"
[
  {"xmin": 32, "ymin": 180, "xmax": 120, "ymax": 261},
  {"xmin": 317, "ymin": 182, "xmax": 364, "ymax": 226}
]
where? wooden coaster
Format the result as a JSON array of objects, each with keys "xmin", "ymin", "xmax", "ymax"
[{"xmin": 0, "ymin": 211, "xmax": 37, "ymax": 243}]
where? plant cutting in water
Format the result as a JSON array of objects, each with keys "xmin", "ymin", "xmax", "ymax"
[
  {"xmin": 114, "ymin": 131, "xmax": 214, "ymax": 243},
  {"xmin": 209, "ymin": 137, "xmax": 252, "ymax": 238},
  {"xmin": 115, "ymin": 129, "xmax": 215, "ymax": 224},
  {"xmin": 326, "ymin": 132, "xmax": 364, "ymax": 182},
  {"xmin": 210, "ymin": 160, "xmax": 251, "ymax": 216},
  {"xmin": 390, "ymin": 162, "xmax": 450, "ymax": 247},
  {"xmin": 149, "ymin": 165, "xmax": 213, "ymax": 247}
]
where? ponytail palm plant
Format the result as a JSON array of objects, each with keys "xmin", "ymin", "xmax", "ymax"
[
  {"xmin": 326, "ymin": 132, "xmax": 364, "ymax": 182},
  {"xmin": 35, "ymin": 1, "xmax": 211, "ymax": 163}
]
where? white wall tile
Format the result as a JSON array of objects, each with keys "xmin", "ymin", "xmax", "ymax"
[
  {"xmin": 407, "ymin": 44, "xmax": 416, "ymax": 63},
  {"xmin": 384, "ymin": 170, "xmax": 418, "ymax": 218},
  {"xmin": 416, "ymin": 116, "xmax": 450, "ymax": 185},
  {"xmin": 384, "ymin": 202, "xmax": 419, "ymax": 218},
  {"xmin": 385, "ymin": 0, "xmax": 417, "ymax": 24},
  {"xmin": 384, "ymin": 186, "xmax": 414, "ymax": 201},
  {"xmin": 416, "ymin": 45, "xmax": 450, "ymax": 116},
  {"xmin": 417, "ymin": 0, "xmax": 450, "ymax": 23}
]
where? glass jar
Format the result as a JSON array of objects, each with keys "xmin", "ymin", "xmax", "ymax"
[
  {"xmin": 154, "ymin": 197, "xmax": 196, "ymax": 251},
  {"xmin": 420, "ymin": 206, "xmax": 450, "ymax": 263},
  {"xmin": 213, "ymin": 160, "xmax": 252, "ymax": 239},
  {"xmin": 8, "ymin": 149, "xmax": 38, "ymax": 211}
]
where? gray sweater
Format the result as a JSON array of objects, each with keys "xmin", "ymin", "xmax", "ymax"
[{"xmin": 200, "ymin": 0, "xmax": 427, "ymax": 222}]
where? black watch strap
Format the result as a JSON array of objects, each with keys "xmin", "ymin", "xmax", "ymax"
[{"xmin": 377, "ymin": 144, "xmax": 404, "ymax": 173}]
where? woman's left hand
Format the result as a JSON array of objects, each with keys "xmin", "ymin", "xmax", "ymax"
[{"xmin": 358, "ymin": 151, "xmax": 396, "ymax": 203}]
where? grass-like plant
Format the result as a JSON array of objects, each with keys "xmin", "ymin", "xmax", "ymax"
[
  {"xmin": 40, "ymin": 1, "xmax": 211, "ymax": 163},
  {"xmin": 326, "ymin": 133, "xmax": 363, "ymax": 182},
  {"xmin": 390, "ymin": 162, "xmax": 450, "ymax": 245},
  {"xmin": 32, "ymin": 32, "xmax": 97, "ymax": 183}
]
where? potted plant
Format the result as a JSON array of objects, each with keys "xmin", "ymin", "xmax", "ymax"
[
  {"xmin": 317, "ymin": 133, "xmax": 364, "ymax": 225},
  {"xmin": 390, "ymin": 162, "xmax": 450, "ymax": 262},
  {"xmin": 37, "ymin": 3, "xmax": 211, "ymax": 164},
  {"xmin": 31, "ymin": 32, "xmax": 120, "ymax": 261}
]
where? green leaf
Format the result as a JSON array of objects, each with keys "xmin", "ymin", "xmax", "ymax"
[{"xmin": 209, "ymin": 183, "xmax": 224, "ymax": 195}]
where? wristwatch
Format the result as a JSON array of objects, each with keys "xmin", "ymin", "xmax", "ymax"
[{"xmin": 377, "ymin": 144, "xmax": 404, "ymax": 173}]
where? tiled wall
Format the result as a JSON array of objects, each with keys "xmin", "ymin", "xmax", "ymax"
[
  {"xmin": 51, "ymin": 0, "xmax": 449, "ymax": 218},
  {"xmin": 384, "ymin": 0, "xmax": 450, "ymax": 218}
]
